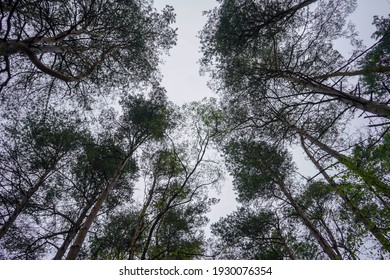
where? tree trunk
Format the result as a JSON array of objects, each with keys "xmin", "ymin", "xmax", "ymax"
[
  {"xmin": 0, "ymin": 169, "xmax": 51, "ymax": 240},
  {"xmin": 65, "ymin": 155, "xmax": 132, "ymax": 260},
  {"xmin": 284, "ymin": 74, "xmax": 390, "ymax": 118},
  {"xmin": 301, "ymin": 137, "xmax": 390, "ymax": 253},
  {"xmin": 319, "ymin": 218, "xmax": 343, "ymax": 258},
  {"xmin": 53, "ymin": 197, "xmax": 97, "ymax": 260},
  {"xmin": 294, "ymin": 125, "xmax": 390, "ymax": 204},
  {"xmin": 129, "ymin": 175, "xmax": 158, "ymax": 259},
  {"xmin": 255, "ymin": 0, "xmax": 318, "ymax": 31},
  {"xmin": 0, "ymin": 40, "xmax": 112, "ymax": 82},
  {"xmin": 279, "ymin": 233, "xmax": 296, "ymax": 260},
  {"xmin": 278, "ymin": 180, "xmax": 341, "ymax": 259},
  {"xmin": 314, "ymin": 66, "xmax": 390, "ymax": 79}
]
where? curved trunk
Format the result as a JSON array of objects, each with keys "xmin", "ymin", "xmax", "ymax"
[
  {"xmin": 314, "ymin": 66, "xmax": 390, "ymax": 79},
  {"xmin": 129, "ymin": 175, "xmax": 158, "ymax": 260},
  {"xmin": 0, "ymin": 40, "xmax": 112, "ymax": 82},
  {"xmin": 279, "ymin": 233, "xmax": 296, "ymax": 260},
  {"xmin": 256, "ymin": 0, "xmax": 318, "ymax": 31}
]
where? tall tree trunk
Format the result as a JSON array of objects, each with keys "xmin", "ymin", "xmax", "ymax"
[
  {"xmin": 277, "ymin": 180, "xmax": 341, "ymax": 259},
  {"xmin": 65, "ymin": 155, "xmax": 132, "ymax": 260},
  {"xmin": 139, "ymin": 187, "xmax": 185, "ymax": 260},
  {"xmin": 314, "ymin": 65, "xmax": 390, "ymax": 79},
  {"xmin": 301, "ymin": 137, "xmax": 390, "ymax": 253},
  {"xmin": 0, "ymin": 169, "xmax": 51, "ymax": 240},
  {"xmin": 0, "ymin": 40, "xmax": 112, "ymax": 82},
  {"xmin": 284, "ymin": 74, "xmax": 390, "ymax": 118},
  {"xmin": 53, "ymin": 197, "xmax": 97, "ymax": 260},
  {"xmin": 128, "ymin": 175, "xmax": 158, "ymax": 259},
  {"xmin": 318, "ymin": 218, "xmax": 344, "ymax": 258},
  {"xmin": 282, "ymin": 241, "xmax": 296, "ymax": 260},
  {"xmin": 293, "ymin": 125, "xmax": 390, "ymax": 202},
  {"xmin": 279, "ymin": 233, "xmax": 296, "ymax": 260}
]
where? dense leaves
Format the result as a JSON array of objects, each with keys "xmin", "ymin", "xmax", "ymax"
[
  {"xmin": 1, "ymin": 0, "xmax": 389, "ymax": 260},
  {"xmin": 201, "ymin": 0, "xmax": 390, "ymax": 259},
  {"xmin": 0, "ymin": 0, "xmax": 177, "ymax": 92}
]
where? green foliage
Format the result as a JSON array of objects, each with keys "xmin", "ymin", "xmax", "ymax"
[
  {"xmin": 0, "ymin": 110, "xmax": 89, "ymax": 259},
  {"xmin": 89, "ymin": 211, "xmax": 138, "ymax": 260},
  {"xmin": 297, "ymin": 181, "xmax": 335, "ymax": 212},
  {"xmin": 343, "ymin": 132, "xmax": 390, "ymax": 201},
  {"xmin": 146, "ymin": 206, "xmax": 207, "ymax": 260},
  {"xmin": 153, "ymin": 149, "xmax": 184, "ymax": 177},
  {"xmin": 0, "ymin": 0, "xmax": 177, "ymax": 94},
  {"xmin": 201, "ymin": 0, "xmax": 355, "ymax": 76},
  {"xmin": 360, "ymin": 15, "xmax": 390, "ymax": 96},
  {"xmin": 118, "ymin": 89, "xmax": 174, "ymax": 142},
  {"xmin": 224, "ymin": 139, "xmax": 293, "ymax": 202},
  {"xmin": 212, "ymin": 207, "xmax": 295, "ymax": 259},
  {"xmin": 3, "ymin": 111, "xmax": 85, "ymax": 171}
]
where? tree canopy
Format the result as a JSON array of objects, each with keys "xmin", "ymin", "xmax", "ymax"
[
  {"xmin": 0, "ymin": 0, "xmax": 177, "ymax": 100},
  {"xmin": 0, "ymin": 0, "xmax": 389, "ymax": 260},
  {"xmin": 200, "ymin": 0, "xmax": 390, "ymax": 259}
]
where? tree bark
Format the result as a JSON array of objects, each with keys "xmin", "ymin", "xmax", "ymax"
[
  {"xmin": 279, "ymin": 233, "xmax": 296, "ymax": 260},
  {"xmin": 293, "ymin": 125, "xmax": 390, "ymax": 202},
  {"xmin": 284, "ymin": 73, "xmax": 390, "ymax": 118},
  {"xmin": 301, "ymin": 137, "xmax": 390, "ymax": 253},
  {"xmin": 0, "ymin": 40, "xmax": 113, "ymax": 82},
  {"xmin": 53, "ymin": 197, "xmax": 97, "ymax": 260},
  {"xmin": 0, "ymin": 169, "xmax": 51, "ymax": 240},
  {"xmin": 277, "ymin": 180, "xmax": 341, "ymax": 259},
  {"xmin": 255, "ymin": 0, "xmax": 318, "ymax": 31},
  {"xmin": 128, "ymin": 175, "xmax": 158, "ymax": 259},
  {"xmin": 314, "ymin": 66, "xmax": 390, "ymax": 79},
  {"xmin": 65, "ymin": 155, "xmax": 132, "ymax": 260}
]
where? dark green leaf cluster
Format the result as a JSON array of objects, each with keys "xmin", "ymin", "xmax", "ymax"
[
  {"xmin": 360, "ymin": 15, "xmax": 390, "ymax": 96},
  {"xmin": 224, "ymin": 139, "xmax": 293, "ymax": 202},
  {"xmin": 201, "ymin": 0, "xmax": 390, "ymax": 259},
  {"xmin": 211, "ymin": 207, "xmax": 286, "ymax": 259},
  {"xmin": 0, "ymin": 0, "xmax": 177, "ymax": 100}
]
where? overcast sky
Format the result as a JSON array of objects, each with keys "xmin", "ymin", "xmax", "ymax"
[{"xmin": 152, "ymin": 0, "xmax": 390, "ymax": 228}]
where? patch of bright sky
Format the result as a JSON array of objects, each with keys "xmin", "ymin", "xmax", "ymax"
[
  {"xmin": 153, "ymin": 0, "xmax": 237, "ymax": 230},
  {"xmin": 154, "ymin": 0, "xmax": 218, "ymax": 105},
  {"xmin": 152, "ymin": 0, "xmax": 390, "ymax": 231}
]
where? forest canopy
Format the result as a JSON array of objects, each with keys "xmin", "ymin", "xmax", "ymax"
[{"xmin": 0, "ymin": 0, "xmax": 389, "ymax": 260}]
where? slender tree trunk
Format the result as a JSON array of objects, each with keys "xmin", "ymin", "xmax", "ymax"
[
  {"xmin": 0, "ymin": 169, "xmax": 51, "ymax": 240},
  {"xmin": 129, "ymin": 175, "xmax": 158, "ymax": 259},
  {"xmin": 319, "ymin": 218, "xmax": 344, "ymax": 258},
  {"xmin": 278, "ymin": 181, "xmax": 341, "ymax": 259},
  {"xmin": 282, "ymin": 241, "xmax": 296, "ymax": 260},
  {"xmin": 140, "ymin": 208, "xmax": 165, "ymax": 260},
  {"xmin": 139, "ymin": 178, "xmax": 196, "ymax": 260},
  {"xmin": 279, "ymin": 233, "xmax": 296, "ymax": 260},
  {"xmin": 53, "ymin": 197, "xmax": 97, "ymax": 260},
  {"xmin": 139, "ymin": 189, "xmax": 183, "ymax": 260},
  {"xmin": 0, "ymin": 40, "xmax": 113, "ymax": 82},
  {"xmin": 293, "ymin": 125, "xmax": 390, "ymax": 202},
  {"xmin": 284, "ymin": 74, "xmax": 390, "ymax": 118},
  {"xmin": 301, "ymin": 137, "xmax": 390, "ymax": 253},
  {"xmin": 314, "ymin": 66, "xmax": 390, "ymax": 79},
  {"xmin": 65, "ymin": 155, "xmax": 132, "ymax": 260}
]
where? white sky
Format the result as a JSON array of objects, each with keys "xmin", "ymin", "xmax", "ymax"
[
  {"xmin": 154, "ymin": 0, "xmax": 217, "ymax": 105},
  {"xmin": 152, "ymin": 0, "xmax": 390, "ymax": 230}
]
